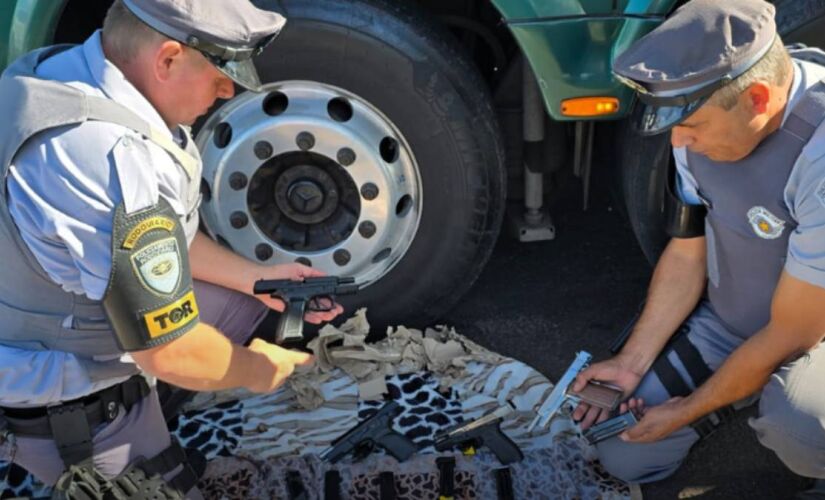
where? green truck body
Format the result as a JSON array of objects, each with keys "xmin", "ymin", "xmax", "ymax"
[
  {"xmin": 0, "ymin": 0, "xmax": 675, "ymax": 119},
  {"xmin": 7, "ymin": 0, "xmax": 816, "ymax": 331}
]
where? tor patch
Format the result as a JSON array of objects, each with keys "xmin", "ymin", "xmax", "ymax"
[
  {"xmin": 103, "ymin": 198, "xmax": 198, "ymax": 351},
  {"xmin": 143, "ymin": 291, "xmax": 199, "ymax": 338},
  {"xmin": 747, "ymin": 206, "xmax": 786, "ymax": 240},
  {"xmin": 130, "ymin": 238, "xmax": 182, "ymax": 296}
]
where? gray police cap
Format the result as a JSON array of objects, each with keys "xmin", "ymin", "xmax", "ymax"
[
  {"xmin": 613, "ymin": 0, "xmax": 777, "ymax": 135},
  {"xmin": 122, "ymin": 0, "xmax": 286, "ymax": 92}
]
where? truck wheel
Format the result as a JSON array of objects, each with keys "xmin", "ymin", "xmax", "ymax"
[
  {"xmin": 618, "ymin": 0, "xmax": 825, "ymax": 265},
  {"xmin": 195, "ymin": 0, "xmax": 506, "ymax": 328}
]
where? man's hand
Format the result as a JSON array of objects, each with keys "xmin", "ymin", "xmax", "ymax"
[
  {"xmin": 620, "ymin": 397, "xmax": 688, "ymax": 443},
  {"xmin": 245, "ymin": 338, "xmax": 315, "ymax": 393},
  {"xmin": 571, "ymin": 354, "xmax": 645, "ymax": 430},
  {"xmin": 253, "ymin": 263, "xmax": 344, "ymax": 324},
  {"xmin": 190, "ymin": 233, "xmax": 343, "ymax": 324}
]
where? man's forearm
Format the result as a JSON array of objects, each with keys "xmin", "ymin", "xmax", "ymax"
[
  {"xmin": 132, "ymin": 322, "xmax": 265, "ymax": 391},
  {"xmin": 620, "ymin": 237, "xmax": 707, "ymax": 374},
  {"xmin": 189, "ymin": 231, "xmax": 261, "ymax": 293},
  {"xmin": 678, "ymin": 331, "xmax": 781, "ymax": 426},
  {"xmin": 680, "ymin": 271, "xmax": 825, "ymax": 426}
]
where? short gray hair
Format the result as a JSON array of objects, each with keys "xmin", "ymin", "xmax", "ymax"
[
  {"xmin": 102, "ymin": 0, "xmax": 169, "ymax": 64},
  {"xmin": 708, "ymin": 36, "xmax": 791, "ymax": 110}
]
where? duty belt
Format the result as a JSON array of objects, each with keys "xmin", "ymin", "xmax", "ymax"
[{"xmin": 0, "ymin": 375, "xmax": 150, "ymax": 466}]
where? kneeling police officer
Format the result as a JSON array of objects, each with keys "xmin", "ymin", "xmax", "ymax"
[
  {"xmin": 0, "ymin": 0, "xmax": 342, "ymax": 497},
  {"xmin": 571, "ymin": 0, "xmax": 825, "ymax": 496}
]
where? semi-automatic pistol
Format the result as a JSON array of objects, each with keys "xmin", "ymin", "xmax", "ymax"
[
  {"xmin": 528, "ymin": 351, "xmax": 623, "ymax": 431},
  {"xmin": 434, "ymin": 401, "xmax": 523, "ymax": 465}
]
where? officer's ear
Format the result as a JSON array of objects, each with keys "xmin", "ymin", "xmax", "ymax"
[
  {"xmin": 153, "ymin": 40, "xmax": 186, "ymax": 83},
  {"xmin": 744, "ymin": 81, "xmax": 771, "ymax": 115}
]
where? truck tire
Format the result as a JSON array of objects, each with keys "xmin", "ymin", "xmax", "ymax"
[
  {"xmin": 618, "ymin": 0, "xmax": 825, "ymax": 265},
  {"xmin": 196, "ymin": 0, "xmax": 506, "ymax": 329}
]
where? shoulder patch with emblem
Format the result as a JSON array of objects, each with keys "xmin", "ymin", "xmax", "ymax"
[
  {"xmin": 747, "ymin": 206, "xmax": 786, "ymax": 240},
  {"xmin": 103, "ymin": 197, "xmax": 198, "ymax": 351}
]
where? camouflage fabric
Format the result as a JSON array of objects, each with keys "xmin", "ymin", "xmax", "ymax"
[{"xmin": 0, "ymin": 310, "xmax": 634, "ymax": 499}]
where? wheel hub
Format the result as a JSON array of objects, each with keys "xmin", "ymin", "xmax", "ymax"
[
  {"xmin": 274, "ymin": 165, "xmax": 340, "ymax": 224},
  {"xmin": 196, "ymin": 81, "xmax": 422, "ymax": 286},
  {"xmin": 287, "ymin": 181, "xmax": 323, "ymax": 214}
]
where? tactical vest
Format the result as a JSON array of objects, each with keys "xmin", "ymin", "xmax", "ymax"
[
  {"xmin": 0, "ymin": 46, "xmax": 202, "ymax": 392},
  {"xmin": 686, "ymin": 59, "xmax": 825, "ymax": 338}
]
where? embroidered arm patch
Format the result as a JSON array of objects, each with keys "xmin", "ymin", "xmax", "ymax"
[{"xmin": 102, "ymin": 197, "xmax": 199, "ymax": 351}]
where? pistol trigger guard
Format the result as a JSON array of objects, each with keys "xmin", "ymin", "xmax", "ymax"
[{"xmin": 353, "ymin": 441, "xmax": 375, "ymax": 462}]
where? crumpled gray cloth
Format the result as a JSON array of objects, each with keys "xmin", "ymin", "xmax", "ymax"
[{"xmin": 287, "ymin": 308, "xmax": 506, "ymax": 409}]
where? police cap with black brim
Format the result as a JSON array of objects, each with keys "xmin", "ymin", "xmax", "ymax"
[
  {"xmin": 612, "ymin": 0, "xmax": 777, "ymax": 136},
  {"xmin": 121, "ymin": 0, "xmax": 286, "ymax": 92}
]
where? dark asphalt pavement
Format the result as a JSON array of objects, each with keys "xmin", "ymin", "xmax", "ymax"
[{"xmin": 440, "ymin": 173, "xmax": 808, "ymax": 500}]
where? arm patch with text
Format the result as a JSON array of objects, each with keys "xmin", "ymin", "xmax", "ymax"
[{"xmin": 102, "ymin": 197, "xmax": 199, "ymax": 351}]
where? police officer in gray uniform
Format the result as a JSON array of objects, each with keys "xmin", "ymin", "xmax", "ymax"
[
  {"xmin": 0, "ymin": 0, "xmax": 341, "ymax": 496},
  {"xmin": 570, "ymin": 0, "xmax": 825, "ymax": 495}
]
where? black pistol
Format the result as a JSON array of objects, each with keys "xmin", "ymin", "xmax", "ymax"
[
  {"xmin": 253, "ymin": 276, "xmax": 357, "ymax": 345},
  {"xmin": 434, "ymin": 401, "xmax": 524, "ymax": 465},
  {"xmin": 320, "ymin": 400, "xmax": 418, "ymax": 463}
]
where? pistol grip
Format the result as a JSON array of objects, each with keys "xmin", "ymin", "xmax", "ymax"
[
  {"xmin": 379, "ymin": 432, "xmax": 417, "ymax": 462},
  {"xmin": 276, "ymin": 298, "xmax": 307, "ymax": 345},
  {"xmin": 484, "ymin": 426, "xmax": 523, "ymax": 465}
]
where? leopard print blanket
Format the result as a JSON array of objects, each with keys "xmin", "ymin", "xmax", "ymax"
[{"xmin": 0, "ymin": 319, "xmax": 632, "ymax": 500}]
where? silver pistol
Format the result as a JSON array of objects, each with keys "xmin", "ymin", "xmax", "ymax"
[{"xmin": 529, "ymin": 351, "xmax": 623, "ymax": 431}]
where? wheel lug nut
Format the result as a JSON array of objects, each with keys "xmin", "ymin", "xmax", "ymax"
[
  {"xmin": 230, "ymin": 212, "xmax": 248, "ymax": 229},
  {"xmin": 229, "ymin": 172, "xmax": 248, "ymax": 190},
  {"xmin": 359, "ymin": 221, "xmax": 376, "ymax": 239},
  {"xmin": 337, "ymin": 148, "xmax": 356, "ymax": 166},
  {"xmin": 255, "ymin": 244, "xmax": 273, "ymax": 261},
  {"xmin": 254, "ymin": 141, "xmax": 273, "ymax": 160},
  {"xmin": 296, "ymin": 132, "xmax": 315, "ymax": 151},
  {"xmin": 333, "ymin": 249, "xmax": 351, "ymax": 266},
  {"xmin": 361, "ymin": 183, "xmax": 379, "ymax": 200}
]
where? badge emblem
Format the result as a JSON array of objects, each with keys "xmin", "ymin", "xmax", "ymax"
[
  {"xmin": 747, "ymin": 206, "xmax": 786, "ymax": 240},
  {"xmin": 131, "ymin": 238, "xmax": 182, "ymax": 295}
]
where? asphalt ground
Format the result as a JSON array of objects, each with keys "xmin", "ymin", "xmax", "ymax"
[{"xmin": 440, "ymin": 171, "xmax": 810, "ymax": 500}]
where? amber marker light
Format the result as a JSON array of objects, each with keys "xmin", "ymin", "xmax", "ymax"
[{"xmin": 561, "ymin": 97, "xmax": 620, "ymax": 117}]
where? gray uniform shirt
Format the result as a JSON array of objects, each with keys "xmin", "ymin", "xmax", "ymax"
[
  {"xmin": 1, "ymin": 31, "xmax": 200, "ymax": 405},
  {"xmin": 673, "ymin": 58, "xmax": 825, "ymax": 291}
]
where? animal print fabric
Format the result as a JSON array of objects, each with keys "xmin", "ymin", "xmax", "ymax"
[
  {"xmin": 359, "ymin": 372, "xmax": 465, "ymax": 452},
  {"xmin": 0, "ymin": 310, "xmax": 632, "ymax": 499},
  {"xmin": 213, "ymin": 449, "xmax": 627, "ymax": 499}
]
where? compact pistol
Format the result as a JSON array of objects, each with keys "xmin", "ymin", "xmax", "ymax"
[
  {"xmin": 253, "ymin": 275, "xmax": 357, "ymax": 345},
  {"xmin": 528, "ymin": 351, "xmax": 623, "ymax": 431},
  {"xmin": 320, "ymin": 400, "xmax": 418, "ymax": 463},
  {"xmin": 434, "ymin": 401, "xmax": 524, "ymax": 465}
]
